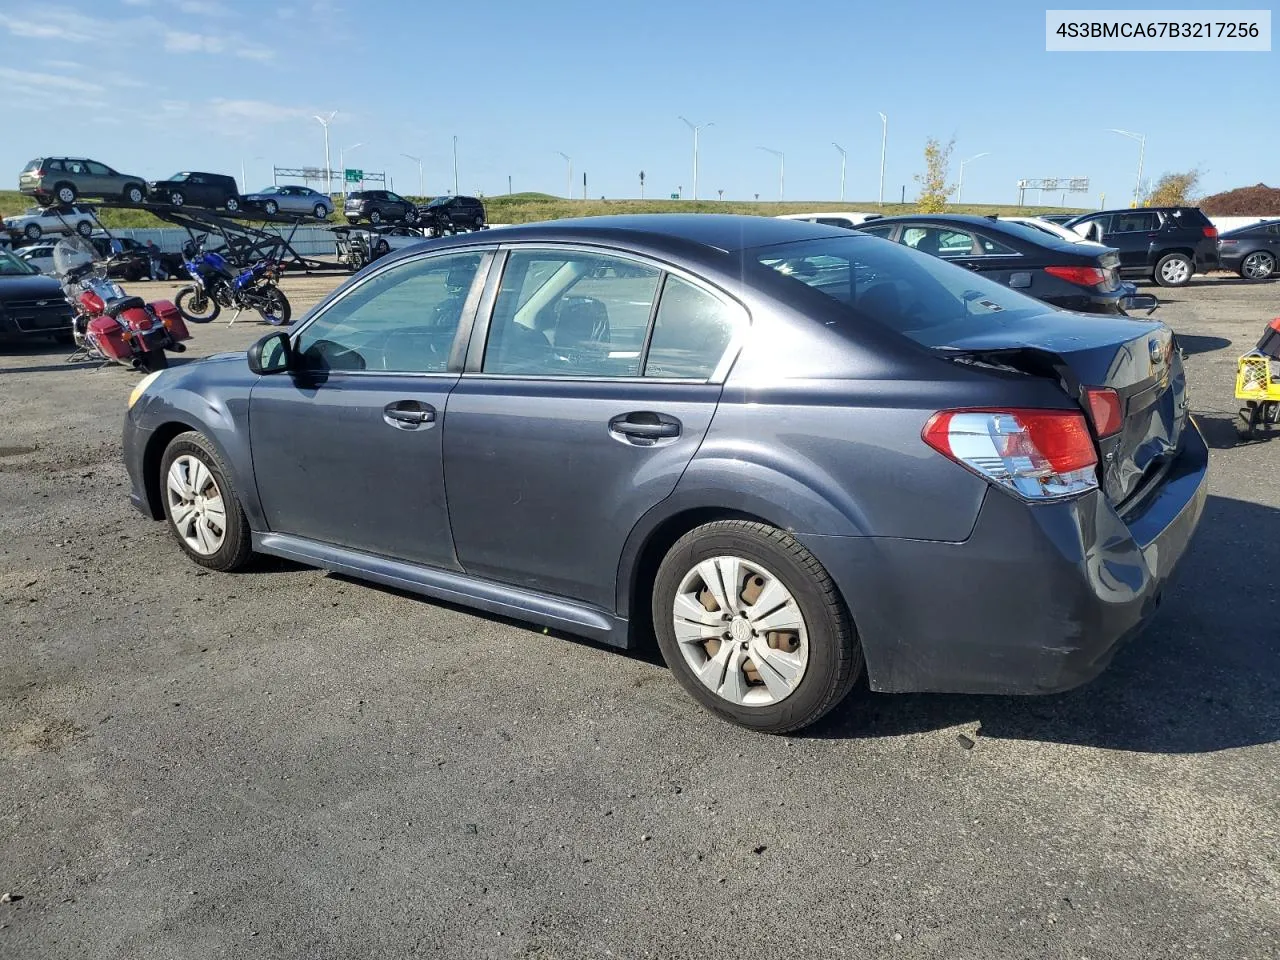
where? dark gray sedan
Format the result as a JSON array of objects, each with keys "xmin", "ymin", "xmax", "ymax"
[{"xmin": 122, "ymin": 215, "xmax": 1208, "ymax": 733}]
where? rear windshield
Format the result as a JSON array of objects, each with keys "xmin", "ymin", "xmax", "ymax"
[
  {"xmin": 750, "ymin": 235, "xmax": 1049, "ymax": 348},
  {"xmin": 22, "ymin": 159, "xmax": 42, "ymax": 172}
]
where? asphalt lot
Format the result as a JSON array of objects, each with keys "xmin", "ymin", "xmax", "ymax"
[{"xmin": 1, "ymin": 271, "xmax": 1277, "ymax": 959}]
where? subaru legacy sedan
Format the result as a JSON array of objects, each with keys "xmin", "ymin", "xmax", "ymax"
[{"xmin": 122, "ymin": 215, "xmax": 1207, "ymax": 733}]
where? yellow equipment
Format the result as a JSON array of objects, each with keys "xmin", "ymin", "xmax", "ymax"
[{"xmin": 1236, "ymin": 318, "xmax": 1280, "ymax": 439}]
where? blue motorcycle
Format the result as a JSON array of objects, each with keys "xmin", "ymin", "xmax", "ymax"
[{"xmin": 174, "ymin": 243, "xmax": 291, "ymax": 326}]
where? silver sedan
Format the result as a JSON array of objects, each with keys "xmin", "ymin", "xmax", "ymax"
[{"xmin": 241, "ymin": 185, "xmax": 334, "ymax": 219}]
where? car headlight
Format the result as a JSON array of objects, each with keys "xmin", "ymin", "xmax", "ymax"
[{"xmin": 128, "ymin": 370, "xmax": 164, "ymax": 409}]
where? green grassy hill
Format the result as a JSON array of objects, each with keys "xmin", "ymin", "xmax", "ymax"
[{"xmin": 0, "ymin": 188, "xmax": 1086, "ymax": 230}]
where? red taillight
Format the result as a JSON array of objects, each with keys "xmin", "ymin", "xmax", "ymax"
[
  {"xmin": 1085, "ymin": 387, "xmax": 1123, "ymax": 437},
  {"xmin": 1044, "ymin": 265, "xmax": 1107, "ymax": 288},
  {"xmin": 922, "ymin": 409, "xmax": 1098, "ymax": 500},
  {"xmin": 1202, "ymin": 226, "xmax": 1218, "ymax": 239}
]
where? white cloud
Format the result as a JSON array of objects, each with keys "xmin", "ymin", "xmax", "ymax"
[
  {"xmin": 1, "ymin": 7, "xmax": 273, "ymax": 62},
  {"xmin": 0, "ymin": 66, "xmax": 100, "ymax": 96},
  {"xmin": 163, "ymin": 29, "xmax": 272, "ymax": 62},
  {"xmin": 209, "ymin": 98, "xmax": 308, "ymax": 124},
  {"xmin": 177, "ymin": 0, "xmax": 229, "ymax": 14},
  {"xmin": 121, "ymin": 0, "xmax": 151, "ymax": 6}
]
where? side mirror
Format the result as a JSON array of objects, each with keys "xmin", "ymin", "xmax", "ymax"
[{"xmin": 247, "ymin": 331, "xmax": 292, "ymax": 375}]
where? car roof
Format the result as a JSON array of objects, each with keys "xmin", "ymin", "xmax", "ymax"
[{"xmin": 451, "ymin": 214, "xmax": 853, "ymax": 254}]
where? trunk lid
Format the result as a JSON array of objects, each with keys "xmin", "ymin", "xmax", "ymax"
[{"xmin": 940, "ymin": 314, "xmax": 1188, "ymax": 506}]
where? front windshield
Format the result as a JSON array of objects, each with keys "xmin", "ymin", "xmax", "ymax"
[
  {"xmin": 0, "ymin": 249, "xmax": 39, "ymax": 276},
  {"xmin": 750, "ymin": 235, "xmax": 1049, "ymax": 348},
  {"xmin": 170, "ymin": 172, "xmax": 189, "ymax": 182},
  {"xmin": 426, "ymin": 197, "xmax": 449, "ymax": 208},
  {"xmin": 258, "ymin": 186, "xmax": 281, "ymax": 194}
]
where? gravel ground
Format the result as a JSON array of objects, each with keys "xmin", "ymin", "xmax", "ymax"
[{"xmin": 1, "ymin": 273, "xmax": 1277, "ymax": 959}]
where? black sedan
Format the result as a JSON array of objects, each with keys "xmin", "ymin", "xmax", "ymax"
[
  {"xmin": 122, "ymin": 215, "xmax": 1206, "ymax": 733},
  {"xmin": 857, "ymin": 214, "xmax": 1156, "ymax": 315},
  {"xmin": 0, "ymin": 247, "xmax": 72, "ymax": 342},
  {"xmin": 1217, "ymin": 220, "xmax": 1280, "ymax": 280}
]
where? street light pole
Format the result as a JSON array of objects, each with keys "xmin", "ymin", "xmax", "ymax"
[
  {"xmin": 239, "ymin": 155, "xmax": 264, "ymax": 194},
  {"xmin": 759, "ymin": 147, "xmax": 784, "ymax": 201},
  {"xmin": 678, "ymin": 116, "xmax": 713, "ymax": 202},
  {"xmin": 1108, "ymin": 128, "xmax": 1146, "ymax": 204},
  {"xmin": 557, "ymin": 151, "xmax": 572, "ymax": 200},
  {"xmin": 313, "ymin": 111, "xmax": 336, "ymax": 195},
  {"xmin": 877, "ymin": 112, "xmax": 887, "ymax": 208},
  {"xmin": 401, "ymin": 154, "xmax": 423, "ymax": 197},
  {"xmin": 452, "ymin": 136, "xmax": 459, "ymax": 195},
  {"xmin": 956, "ymin": 152, "xmax": 990, "ymax": 205},
  {"xmin": 832, "ymin": 142, "xmax": 847, "ymax": 202},
  {"xmin": 339, "ymin": 142, "xmax": 363, "ymax": 197}
]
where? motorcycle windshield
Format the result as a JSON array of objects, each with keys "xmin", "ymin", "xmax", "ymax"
[{"xmin": 52, "ymin": 235, "xmax": 100, "ymax": 278}]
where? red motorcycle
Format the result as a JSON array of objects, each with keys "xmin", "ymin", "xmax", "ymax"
[{"xmin": 53, "ymin": 236, "xmax": 190, "ymax": 372}]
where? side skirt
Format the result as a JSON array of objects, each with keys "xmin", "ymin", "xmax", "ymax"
[{"xmin": 252, "ymin": 532, "xmax": 630, "ymax": 648}]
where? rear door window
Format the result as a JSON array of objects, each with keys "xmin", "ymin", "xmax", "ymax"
[
  {"xmin": 901, "ymin": 226, "xmax": 978, "ymax": 258},
  {"xmin": 1111, "ymin": 211, "xmax": 1159, "ymax": 233}
]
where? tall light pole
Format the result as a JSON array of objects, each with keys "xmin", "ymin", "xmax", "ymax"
[
  {"xmin": 678, "ymin": 116, "xmax": 713, "ymax": 202},
  {"xmin": 313, "ymin": 111, "xmax": 336, "ymax": 194},
  {"xmin": 877, "ymin": 112, "xmax": 888, "ymax": 208},
  {"xmin": 758, "ymin": 146, "xmax": 784, "ymax": 201},
  {"xmin": 451, "ymin": 136, "xmax": 459, "ymax": 195},
  {"xmin": 832, "ymin": 142, "xmax": 847, "ymax": 202},
  {"xmin": 339, "ymin": 142, "xmax": 362, "ymax": 197},
  {"xmin": 240, "ymin": 155, "xmax": 263, "ymax": 193},
  {"xmin": 401, "ymin": 153, "xmax": 423, "ymax": 197},
  {"xmin": 1108, "ymin": 128, "xmax": 1146, "ymax": 205},
  {"xmin": 557, "ymin": 151, "xmax": 572, "ymax": 199},
  {"xmin": 956, "ymin": 151, "xmax": 990, "ymax": 205}
]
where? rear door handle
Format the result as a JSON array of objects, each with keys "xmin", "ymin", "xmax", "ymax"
[
  {"xmin": 383, "ymin": 400, "xmax": 436, "ymax": 429},
  {"xmin": 609, "ymin": 413, "xmax": 681, "ymax": 446}
]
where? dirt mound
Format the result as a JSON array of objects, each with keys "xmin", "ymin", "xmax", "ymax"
[{"xmin": 1200, "ymin": 183, "xmax": 1280, "ymax": 216}]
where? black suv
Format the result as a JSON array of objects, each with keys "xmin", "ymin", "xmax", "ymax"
[
  {"xmin": 147, "ymin": 172, "xmax": 242, "ymax": 213},
  {"xmin": 1063, "ymin": 207, "xmax": 1219, "ymax": 287},
  {"xmin": 343, "ymin": 190, "xmax": 416, "ymax": 225},
  {"xmin": 417, "ymin": 195, "xmax": 487, "ymax": 231}
]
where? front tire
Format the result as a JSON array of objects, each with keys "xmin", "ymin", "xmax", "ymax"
[
  {"xmin": 175, "ymin": 285, "xmax": 221, "ymax": 323},
  {"xmin": 651, "ymin": 520, "xmax": 862, "ymax": 733},
  {"xmin": 23, "ymin": 223, "xmax": 40, "ymax": 240},
  {"xmin": 124, "ymin": 183, "xmax": 145, "ymax": 204},
  {"xmin": 263, "ymin": 200, "xmax": 279, "ymax": 216},
  {"xmin": 75, "ymin": 220, "xmax": 93, "ymax": 238},
  {"xmin": 168, "ymin": 191, "xmax": 185, "ymax": 208},
  {"xmin": 1240, "ymin": 250, "xmax": 1276, "ymax": 281},
  {"xmin": 160, "ymin": 432, "xmax": 253, "ymax": 571},
  {"xmin": 1154, "ymin": 252, "xmax": 1193, "ymax": 287}
]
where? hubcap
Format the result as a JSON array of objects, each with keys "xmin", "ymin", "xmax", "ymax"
[
  {"xmin": 672, "ymin": 556, "xmax": 809, "ymax": 707},
  {"xmin": 1161, "ymin": 258, "xmax": 1190, "ymax": 283},
  {"xmin": 1244, "ymin": 252, "xmax": 1274, "ymax": 279},
  {"xmin": 166, "ymin": 455, "xmax": 227, "ymax": 556}
]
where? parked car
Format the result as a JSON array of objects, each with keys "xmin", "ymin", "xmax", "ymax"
[
  {"xmin": 998, "ymin": 215, "xmax": 1091, "ymax": 244},
  {"xmin": 417, "ymin": 195, "xmax": 487, "ymax": 230},
  {"xmin": 776, "ymin": 212, "xmax": 883, "ymax": 229},
  {"xmin": 14, "ymin": 241, "xmax": 57, "ymax": 274},
  {"xmin": 147, "ymin": 172, "xmax": 242, "ymax": 213},
  {"xmin": 242, "ymin": 185, "xmax": 334, "ymax": 219},
  {"xmin": 0, "ymin": 246, "xmax": 73, "ymax": 342},
  {"xmin": 1216, "ymin": 219, "xmax": 1280, "ymax": 280},
  {"xmin": 1038, "ymin": 214, "xmax": 1078, "ymax": 225},
  {"xmin": 19, "ymin": 157, "xmax": 148, "ymax": 206},
  {"xmin": 331, "ymin": 224, "xmax": 427, "ymax": 270},
  {"xmin": 855, "ymin": 214, "xmax": 1155, "ymax": 315},
  {"xmin": 1062, "ymin": 207, "xmax": 1219, "ymax": 287},
  {"xmin": 3, "ymin": 203, "xmax": 98, "ymax": 241},
  {"xmin": 122, "ymin": 214, "xmax": 1206, "ymax": 733},
  {"xmin": 24, "ymin": 235, "xmax": 178, "ymax": 282},
  {"xmin": 343, "ymin": 190, "xmax": 416, "ymax": 225}
]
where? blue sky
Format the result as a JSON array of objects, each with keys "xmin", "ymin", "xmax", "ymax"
[{"xmin": 0, "ymin": 0, "xmax": 1272, "ymax": 205}]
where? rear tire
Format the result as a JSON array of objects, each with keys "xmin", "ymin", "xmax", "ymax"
[
  {"xmin": 136, "ymin": 349, "xmax": 168, "ymax": 373},
  {"xmin": 1154, "ymin": 252, "xmax": 1193, "ymax": 287},
  {"xmin": 225, "ymin": 197, "xmax": 241, "ymax": 214},
  {"xmin": 313, "ymin": 203, "xmax": 328, "ymax": 219},
  {"xmin": 160, "ymin": 431, "xmax": 253, "ymax": 572},
  {"xmin": 369, "ymin": 210, "xmax": 383, "ymax": 225},
  {"xmin": 651, "ymin": 520, "xmax": 862, "ymax": 734},
  {"xmin": 258, "ymin": 288, "xmax": 292, "ymax": 326},
  {"xmin": 175, "ymin": 286, "xmax": 221, "ymax": 323},
  {"xmin": 55, "ymin": 183, "xmax": 77, "ymax": 205}
]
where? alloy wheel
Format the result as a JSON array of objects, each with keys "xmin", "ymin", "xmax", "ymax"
[
  {"xmin": 1160, "ymin": 257, "xmax": 1191, "ymax": 284},
  {"xmin": 166, "ymin": 455, "xmax": 227, "ymax": 556},
  {"xmin": 671, "ymin": 555, "xmax": 809, "ymax": 707},
  {"xmin": 1242, "ymin": 251, "xmax": 1275, "ymax": 280}
]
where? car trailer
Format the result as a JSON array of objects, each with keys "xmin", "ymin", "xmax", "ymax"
[{"xmin": 35, "ymin": 199, "xmax": 349, "ymax": 275}]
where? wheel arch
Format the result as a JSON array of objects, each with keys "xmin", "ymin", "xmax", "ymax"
[{"xmin": 140, "ymin": 420, "xmax": 202, "ymax": 519}]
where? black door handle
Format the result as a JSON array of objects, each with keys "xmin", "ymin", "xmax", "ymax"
[
  {"xmin": 609, "ymin": 413, "xmax": 681, "ymax": 445},
  {"xmin": 383, "ymin": 401, "xmax": 436, "ymax": 429}
]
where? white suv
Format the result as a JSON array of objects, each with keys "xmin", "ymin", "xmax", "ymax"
[{"xmin": 3, "ymin": 204, "xmax": 97, "ymax": 241}]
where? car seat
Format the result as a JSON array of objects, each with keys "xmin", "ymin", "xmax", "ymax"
[{"xmin": 553, "ymin": 297, "xmax": 611, "ymax": 349}]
